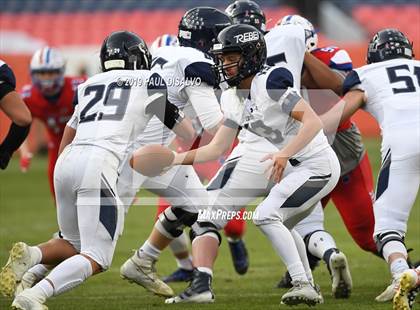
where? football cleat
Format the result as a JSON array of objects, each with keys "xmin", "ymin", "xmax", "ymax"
[
  {"xmin": 11, "ymin": 289, "xmax": 48, "ymax": 310},
  {"xmin": 0, "ymin": 242, "xmax": 34, "ymax": 298},
  {"xmin": 393, "ymin": 269, "xmax": 420, "ymax": 310},
  {"xmin": 228, "ymin": 239, "xmax": 249, "ymax": 275},
  {"xmin": 120, "ymin": 252, "xmax": 174, "ymax": 297},
  {"xmin": 281, "ymin": 280, "xmax": 323, "ymax": 306},
  {"xmin": 162, "ymin": 268, "xmax": 194, "ymax": 283},
  {"xmin": 277, "ymin": 271, "xmax": 293, "ymax": 289},
  {"xmin": 165, "ymin": 269, "xmax": 215, "ymax": 304},
  {"xmin": 376, "ymin": 275, "xmax": 401, "ymax": 302},
  {"xmin": 15, "ymin": 272, "xmax": 39, "ymax": 296},
  {"xmin": 329, "ymin": 251, "xmax": 352, "ymax": 298}
]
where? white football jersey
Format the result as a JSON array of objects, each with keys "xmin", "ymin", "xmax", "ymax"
[
  {"xmin": 343, "ymin": 58, "xmax": 420, "ymax": 159},
  {"xmin": 67, "ymin": 70, "xmax": 166, "ymax": 161},
  {"xmin": 223, "ymin": 65, "xmax": 329, "ymax": 159},
  {"xmin": 237, "ymin": 24, "xmax": 306, "ymax": 144},
  {"xmin": 265, "ymin": 24, "xmax": 306, "ymax": 90},
  {"xmin": 135, "ymin": 46, "xmax": 222, "ymax": 148}
]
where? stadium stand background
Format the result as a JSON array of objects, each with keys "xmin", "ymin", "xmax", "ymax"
[{"xmin": 0, "ymin": 0, "xmax": 419, "ymax": 150}]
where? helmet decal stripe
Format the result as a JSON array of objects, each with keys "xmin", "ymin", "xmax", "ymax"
[
  {"xmin": 285, "ymin": 15, "xmax": 293, "ymax": 22},
  {"xmin": 45, "ymin": 48, "xmax": 51, "ymax": 64},
  {"xmin": 165, "ymin": 35, "xmax": 171, "ymax": 46}
]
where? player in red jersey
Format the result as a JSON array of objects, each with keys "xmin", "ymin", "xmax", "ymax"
[{"xmin": 19, "ymin": 47, "xmax": 84, "ymax": 198}]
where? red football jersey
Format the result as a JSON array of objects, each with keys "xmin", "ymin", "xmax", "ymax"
[
  {"xmin": 311, "ymin": 46, "xmax": 353, "ymax": 72},
  {"xmin": 21, "ymin": 76, "xmax": 85, "ymax": 146}
]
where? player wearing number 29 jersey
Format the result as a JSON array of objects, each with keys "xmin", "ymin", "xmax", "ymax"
[{"xmin": 2, "ymin": 31, "xmax": 191, "ymax": 310}]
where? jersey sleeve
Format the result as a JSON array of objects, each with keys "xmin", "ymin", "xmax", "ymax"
[
  {"xmin": 220, "ymin": 88, "xmax": 245, "ymax": 129},
  {"xmin": 342, "ymin": 70, "xmax": 363, "ymax": 95},
  {"xmin": 145, "ymin": 72, "xmax": 183, "ymax": 129},
  {"xmin": 330, "ymin": 49, "xmax": 353, "ymax": 72},
  {"xmin": 67, "ymin": 103, "xmax": 79, "ymax": 129},
  {"xmin": 0, "ymin": 61, "xmax": 17, "ymax": 100},
  {"xmin": 184, "ymin": 62, "xmax": 217, "ymax": 88},
  {"xmin": 265, "ymin": 67, "xmax": 301, "ymax": 115}
]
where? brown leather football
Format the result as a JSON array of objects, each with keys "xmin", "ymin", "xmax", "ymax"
[{"xmin": 130, "ymin": 144, "xmax": 175, "ymax": 177}]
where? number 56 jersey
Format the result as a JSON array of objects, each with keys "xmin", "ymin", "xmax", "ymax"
[
  {"xmin": 343, "ymin": 58, "xmax": 420, "ymax": 160},
  {"xmin": 68, "ymin": 70, "xmax": 167, "ymax": 161}
]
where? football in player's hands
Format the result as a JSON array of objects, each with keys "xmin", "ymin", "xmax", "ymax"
[{"xmin": 130, "ymin": 144, "xmax": 175, "ymax": 177}]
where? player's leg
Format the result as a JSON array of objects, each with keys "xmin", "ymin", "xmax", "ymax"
[
  {"xmin": 374, "ymin": 152, "xmax": 420, "ymax": 302},
  {"xmin": 166, "ymin": 150, "xmax": 272, "ymax": 303},
  {"xmin": 157, "ymin": 197, "xmax": 193, "ymax": 283},
  {"xmin": 0, "ymin": 148, "xmax": 78, "ymax": 299},
  {"xmin": 293, "ymin": 203, "xmax": 353, "ymax": 298},
  {"xmin": 254, "ymin": 148, "xmax": 340, "ymax": 306},
  {"xmin": 13, "ymin": 148, "xmax": 123, "ymax": 308},
  {"xmin": 331, "ymin": 153, "xmax": 378, "ymax": 254},
  {"xmin": 120, "ymin": 165, "xmax": 204, "ymax": 297},
  {"xmin": 224, "ymin": 209, "xmax": 248, "ymax": 275}
]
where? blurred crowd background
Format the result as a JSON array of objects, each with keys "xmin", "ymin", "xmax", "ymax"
[{"xmin": 0, "ymin": 0, "xmax": 419, "ymax": 152}]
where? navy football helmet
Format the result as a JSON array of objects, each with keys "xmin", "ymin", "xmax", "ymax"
[
  {"xmin": 225, "ymin": 0, "xmax": 266, "ymax": 33},
  {"xmin": 367, "ymin": 28, "xmax": 414, "ymax": 64},
  {"xmin": 211, "ymin": 24, "xmax": 266, "ymax": 87},
  {"xmin": 178, "ymin": 7, "xmax": 232, "ymax": 54},
  {"xmin": 100, "ymin": 31, "xmax": 151, "ymax": 72}
]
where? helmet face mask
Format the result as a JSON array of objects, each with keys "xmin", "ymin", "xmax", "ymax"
[
  {"xmin": 100, "ymin": 31, "xmax": 152, "ymax": 72},
  {"xmin": 367, "ymin": 28, "xmax": 414, "ymax": 64},
  {"xmin": 211, "ymin": 24, "xmax": 266, "ymax": 87},
  {"xmin": 30, "ymin": 47, "xmax": 65, "ymax": 96}
]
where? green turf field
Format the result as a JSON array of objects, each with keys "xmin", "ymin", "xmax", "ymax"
[{"xmin": 0, "ymin": 138, "xmax": 419, "ymax": 309}]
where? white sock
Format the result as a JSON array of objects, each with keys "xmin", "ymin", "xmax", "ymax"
[
  {"xmin": 291, "ymin": 229, "xmax": 314, "ymax": 285},
  {"xmin": 258, "ymin": 222, "xmax": 307, "ymax": 283},
  {"xmin": 307, "ymin": 230, "xmax": 337, "ymax": 259},
  {"xmin": 29, "ymin": 255, "xmax": 92, "ymax": 302},
  {"xmin": 197, "ymin": 267, "xmax": 213, "ymax": 277},
  {"xmin": 390, "ymin": 258, "xmax": 409, "ymax": 277},
  {"xmin": 29, "ymin": 246, "xmax": 43, "ymax": 266},
  {"xmin": 139, "ymin": 240, "xmax": 161, "ymax": 260},
  {"xmin": 176, "ymin": 256, "xmax": 193, "ymax": 271},
  {"xmin": 383, "ymin": 240, "xmax": 407, "ymax": 262},
  {"xmin": 26, "ymin": 264, "xmax": 50, "ymax": 280},
  {"xmin": 169, "ymin": 232, "xmax": 189, "ymax": 254}
]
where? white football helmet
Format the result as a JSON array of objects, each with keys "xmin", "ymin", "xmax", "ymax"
[
  {"xmin": 30, "ymin": 47, "xmax": 65, "ymax": 95},
  {"xmin": 149, "ymin": 34, "xmax": 179, "ymax": 55},
  {"xmin": 277, "ymin": 15, "xmax": 318, "ymax": 52}
]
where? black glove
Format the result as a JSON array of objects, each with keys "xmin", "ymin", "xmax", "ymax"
[{"xmin": 0, "ymin": 122, "xmax": 30, "ymax": 170}]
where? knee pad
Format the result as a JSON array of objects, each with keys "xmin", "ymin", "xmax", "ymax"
[
  {"xmin": 155, "ymin": 206, "xmax": 198, "ymax": 239},
  {"xmin": 374, "ymin": 231, "xmax": 405, "ymax": 257},
  {"xmin": 190, "ymin": 222, "xmax": 222, "ymax": 245}
]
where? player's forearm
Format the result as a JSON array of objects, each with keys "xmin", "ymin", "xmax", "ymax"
[
  {"xmin": 321, "ymin": 90, "xmax": 365, "ymax": 134},
  {"xmin": 173, "ymin": 142, "xmax": 226, "ymax": 165},
  {"xmin": 0, "ymin": 91, "xmax": 32, "ymax": 126},
  {"xmin": 173, "ymin": 117, "xmax": 195, "ymax": 141},
  {"xmin": 281, "ymin": 117, "xmax": 323, "ymax": 158},
  {"xmin": 303, "ymin": 52, "xmax": 343, "ymax": 96}
]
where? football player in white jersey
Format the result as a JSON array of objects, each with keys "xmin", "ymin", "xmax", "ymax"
[
  {"xmin": 223, "ymin": 5, "xmax": 353, "ymax": 298},
  {"xmin": 0, "ymin": 31, "xmax": 193, "ymax": 309},
  {"xmin": 117, "ymin": 7, "xmax": 232, "ymax": 297},
  {"xmin": 321, "ymin": 28, "xmax": 419, "ymax": 306},
  {"xmin": 166, "ymin": 24, "xmax": 340, "ymax": 306}
]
